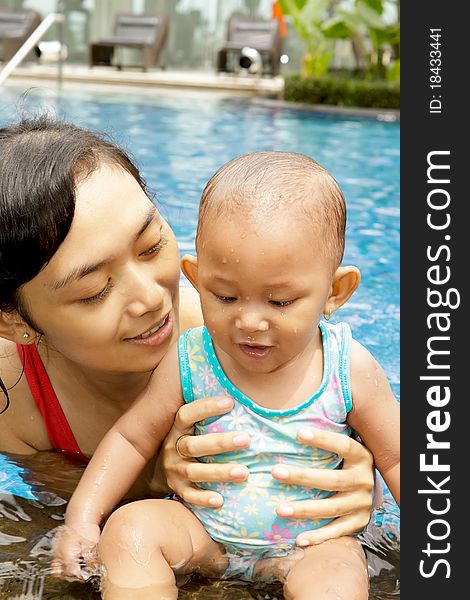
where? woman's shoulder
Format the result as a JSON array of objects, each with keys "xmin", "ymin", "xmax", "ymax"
[{"xmin": 0, "ymin": 338, "xmax": 49, "ymax": 454}]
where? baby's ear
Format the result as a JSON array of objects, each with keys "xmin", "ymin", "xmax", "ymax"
[
  {"xmin": 0, "ymin": 310, "xmax": 34, "ymax": 345},
  {"xmin": 181, "ymin": 255, "xmax": 199, "ymax": 290},
  {"xmin": 324, "ymin": 266, "xmax": 361, "ymax": 317}
]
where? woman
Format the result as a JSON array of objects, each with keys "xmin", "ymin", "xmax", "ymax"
[{"xmin": 0, "ymin": 116, "xmax": 375, "ymax": 557}]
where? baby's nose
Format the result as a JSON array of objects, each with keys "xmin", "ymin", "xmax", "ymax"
[{"xmin": 235, "ymin": 312, "xmax": 269, "ymax": 332}]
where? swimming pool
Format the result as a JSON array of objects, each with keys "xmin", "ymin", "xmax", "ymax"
[{"xmin": 0, "ymin": 84, "xmax": 399, "ymax": 599}]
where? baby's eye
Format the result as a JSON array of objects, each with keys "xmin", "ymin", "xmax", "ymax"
[
  {"xmin": 215, "ymin": 295, "xmax": 237, "ymax": 303},
  {"xmin": 270, "ymin": 299, "xmax": 294, "ymax": 307}
]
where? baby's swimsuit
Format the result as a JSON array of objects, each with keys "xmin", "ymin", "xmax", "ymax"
[
  {"xmin": 177, "ymin": 321, "xmax": 353, "ymax": 580},
  {"xmin": 16, "ymin": 344, "xmax": 88, "ymax": 461}
]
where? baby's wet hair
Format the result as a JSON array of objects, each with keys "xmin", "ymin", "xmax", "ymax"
[{"xmin": 196, "ymin": 151, "xmax": 346, "ymax": 270}]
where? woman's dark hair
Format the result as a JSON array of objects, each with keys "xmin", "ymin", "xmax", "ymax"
[{"xmin": 0, "ymin": 114, "xmax": 148, "ymax": 318}]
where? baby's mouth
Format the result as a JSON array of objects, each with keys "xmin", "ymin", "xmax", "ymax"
[{"xmin": 238, "ymin": 343, "xmax": 272, "ymax": 359}]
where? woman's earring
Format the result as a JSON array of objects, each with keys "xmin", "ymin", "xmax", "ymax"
[
  {"xmin": 23, "ymin": 332, "xmax": 30, "ymax": 340},
  {"xmin": 323, "ymin": 311, "xmax": 331, "ymax": 321}
]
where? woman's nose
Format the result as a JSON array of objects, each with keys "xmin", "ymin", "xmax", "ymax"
[
  {"xmin": 126, "ymin": 265, "xmax": 164, "ymax": 316},
  {"xmin": 235, "ymin": 312, "xmax": 269, "ymax": 333}
]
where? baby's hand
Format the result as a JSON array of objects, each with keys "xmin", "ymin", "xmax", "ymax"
[{"xmin": 51, "ymin": 523, "xmax": 101, "ymax": 581}]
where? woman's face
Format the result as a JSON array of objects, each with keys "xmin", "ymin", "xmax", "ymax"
[{"xmin": 20, "ymin": 163, "xmax": 181, "ymax": 374}]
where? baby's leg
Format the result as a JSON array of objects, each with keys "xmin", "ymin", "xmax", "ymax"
[
  {"xmin": 98, "ymin": 499, "xmax": 227, "ymax": 600},
  {"xmin": 283, "ymin": 536, "xmax": 368, "ymax": 600}
]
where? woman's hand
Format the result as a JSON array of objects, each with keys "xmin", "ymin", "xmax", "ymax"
[
  {"xmin": 272, "ymin": 428, "xmax": 375, "ymax": 546},
  {"xmin": 160, "ymin": 396, "xmax": 250, "ymax": 507},
  {"xmin": 51, "ymin": 523, "xmax": 100, "ymax": 581}
]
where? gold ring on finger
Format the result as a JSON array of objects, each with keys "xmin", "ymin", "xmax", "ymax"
[{"xmin": 175, "ymin": 434, "xmax": 191, "ymax": 459}]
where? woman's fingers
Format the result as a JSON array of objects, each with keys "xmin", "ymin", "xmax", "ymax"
[
  {"xmin": 173, "ymin": 396, "xmax": 234, "ymax": 431},
  {"xmin": 276, "ymin": 492, "xmax": 369, "ymax": 521},
  {"xmin": 175, "ymin": 484, "xmax": 224, "ymax": 508},
  {"xmin": 168, "ymin": 462, "xmax": 249, "ymax": 507},
  {"xmin": 295, "ymin": 514, "xmax": 370, "ymax": 546},
  {"xmin": 272, "ymin": 464, "xmax": 371, "ymax": 493},
  {"xmin": 175, "ymin": 431, "xmax": 250, "ymax": 459},
  {"xmin": 268, "ymin": 427, "xmax": 375, "ymax": 545},
  {"xmin": 297, "ymin": 427, "xmax": 374, "ymax": 466},
  {"xmin": 161, "ymin": 396, "xmax": 251, "ymax": 500},
  {"xmin": 178, "ymin": 461, "xmax": 249, "ymax": 484}
]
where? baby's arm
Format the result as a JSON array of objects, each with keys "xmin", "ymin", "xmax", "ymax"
[
  {"xmin": 348, "ymin": 340, "xmax": 400, "ymax": 506},
  {"xmin": 56, "ymin": 343, "xmax": 183, "ymax": 575}
]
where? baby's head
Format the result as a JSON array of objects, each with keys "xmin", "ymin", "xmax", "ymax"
[
  {"xmin": 196, "ymin": 151, "xmax": 346, "ymax": 274},
  {"xmin": 182, "ymin": 151, "xmax": 359, "ymax": 373}
]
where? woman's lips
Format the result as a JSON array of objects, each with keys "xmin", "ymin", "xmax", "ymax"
[
  {"xmin": 125, "ymin": 313, "xmax": 173, "ymax": 346},
  {"xmin": 238, "ymin": 344, "xmax": 272, "ymax": 359}
]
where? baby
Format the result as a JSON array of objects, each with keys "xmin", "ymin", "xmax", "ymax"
[{"xmin": 56, "ymin": 151, "xmax": 400, "ymax": 599}]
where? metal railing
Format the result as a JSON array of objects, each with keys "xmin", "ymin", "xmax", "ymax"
[{"xmin": 0, "ymin": 13, "xmax": 65, "ymax": 86}]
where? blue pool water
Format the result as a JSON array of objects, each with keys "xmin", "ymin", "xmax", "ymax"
[
  {"xmin": 0, "ymin": 85, "xmax": 400, "ymax": 399},
  {"xmin": 0, "ymin": 85, "xmax": 399, "ymax": 598}
]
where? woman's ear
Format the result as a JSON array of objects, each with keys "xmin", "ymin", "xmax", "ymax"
[
  {"xmin": 324, "ymin": 266, "xmax": 361, "ymax": 317},
  {"xmin": 0, "ymin": 310, "xmax": 34, "ymax": 345},
  {"xmin": 180, "ymin": 255, "xmax": 199, "ymax": 290}
]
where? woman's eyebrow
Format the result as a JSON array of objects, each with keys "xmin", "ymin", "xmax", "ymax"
[
  {"xmin": 134, "ymin": 205, "xmax": 158, "ymax": 241},
  {"xmin": 50, "ymin": 206, "xmax": 158, "ymax": 291},
  {"xmin": 51, "ymin": 260, "xmax": 109, "ymax": 290}
]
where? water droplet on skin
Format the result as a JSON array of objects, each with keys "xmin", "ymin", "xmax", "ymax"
[
  {"xmin": 202, "ymin": 242, "xmax": 206, "ymax": 249},
  {"xmin": 235, "ymin": 258, "xmax": 240, "ymax": 263},
  {"xmin": 268, "ymin": 292, "xmax": 273, "ymax": 299},
  {"xmin": 240, "ymin": 232, "xmax": 247, "ymax": 239},
  {"xmin": 221, "ymin": 257, "xmax": 227, "ymax": 264},
  {"xmin": 230, "ymin": 248, "xmax": 234, "ymax": 253},
  {"xmin": 293, "ymin": 328, "xmax": 298, "ymax": 335},
  {"xmin": 245, "ymin": 296, "xmax": 250, "ymax": 301}
]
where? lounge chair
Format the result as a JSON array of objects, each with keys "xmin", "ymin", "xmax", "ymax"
[
  {"xmin": 217, "ymin": 15, "xmax": 281, "ymax": 76},
  {"xmin": 0, "ymin": 9, "xmax": 41, "ymax": 62},
  {"xmin": 89, "ymin": 14, "xmax": 168, "ymax": 71}
]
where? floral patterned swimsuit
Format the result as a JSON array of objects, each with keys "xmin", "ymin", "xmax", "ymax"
[{"xmin": 178, "ymin": 321, "xmax": 353, "ymax": 580}]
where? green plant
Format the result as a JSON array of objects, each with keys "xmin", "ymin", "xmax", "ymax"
[
  {"xmin": 280, "ymin": 0, "xmax": 400, "ymax": 81},
  {"xmin": 323, "ymin": 0, "xmax": 400, "ymax": 79},
  {"xmin": 279, "ymin": 0, "xmax": 334, "ymax": 78},
  {"xmin": 283, "ymin": 73, "xmax": 400, "ymax": 108}
]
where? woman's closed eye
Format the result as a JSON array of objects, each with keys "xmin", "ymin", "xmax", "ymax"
[
  {"xmin": 140, "ymin": 237, "xmax": 167, "ymax": 257},
  {"xmin": 80, "ymin": 279, "xmax": 114, "ymax": 305}
]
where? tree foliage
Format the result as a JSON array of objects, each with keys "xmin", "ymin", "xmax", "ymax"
[{"xmin": 279, "ymin": 0, "xmax": 400, "ymax": 79}]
